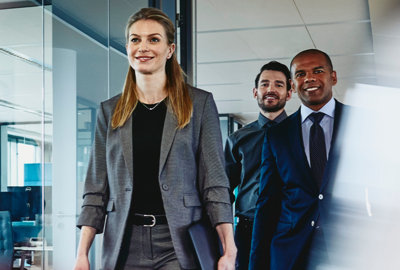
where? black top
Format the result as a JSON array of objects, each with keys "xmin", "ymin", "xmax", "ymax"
[
  {"xmin": 130, "ymin": 100, "xmax": 167, "ymax": 215},
  {"xmin": 224, "ymin": 111, "xmax": 287, "ymax": 219}
]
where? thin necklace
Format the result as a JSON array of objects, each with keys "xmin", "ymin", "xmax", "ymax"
[{"xmin": 139, "ymin": 99, "xmax": 164, "ymax": 111}]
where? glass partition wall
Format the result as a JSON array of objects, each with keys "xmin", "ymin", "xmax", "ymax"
[{"xmin": 0, "ymin": 1, "xmax": 183, "ymax": 269}]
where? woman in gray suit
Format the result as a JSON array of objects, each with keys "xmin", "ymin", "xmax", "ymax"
[{"xmin": 73, "ymin": 7, "xmax": 236, "ymax": 270}]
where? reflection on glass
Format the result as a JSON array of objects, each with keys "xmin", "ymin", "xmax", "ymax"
[
  {"xmin": 2, "ymin": 123, "xmax": 52, "ymax": 268},
  {"xmin": 0, "ymin": 2, "xmax": 47, "ymax": 268}
]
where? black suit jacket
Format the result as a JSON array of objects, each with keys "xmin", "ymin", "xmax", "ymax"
[{"xmin": 249, "ymin": 100, "xmax": 347, "ymax": 269}]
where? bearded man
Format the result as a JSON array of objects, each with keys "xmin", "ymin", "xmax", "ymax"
[{"xmin": 225, "ymin": 61, "xmax": 293, "ymax": 270}]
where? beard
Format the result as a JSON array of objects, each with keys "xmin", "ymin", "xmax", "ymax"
[{"xmin": 257, "ymin": 95, "xmax": 286, "ymax": 113}]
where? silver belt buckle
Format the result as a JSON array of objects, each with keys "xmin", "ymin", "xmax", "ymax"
[{"xmin": 143, "ymin": 214, "xmax": 156, "ymax": 227}]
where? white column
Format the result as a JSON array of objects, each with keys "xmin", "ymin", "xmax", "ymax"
[{"xmin": 52, "ymin": 48, "xmax": 77, "ymax": 269}]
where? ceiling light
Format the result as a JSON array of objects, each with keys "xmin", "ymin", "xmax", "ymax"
[{"xmin": 0, "ymin": 47, "xmax": 52, "ymax": 72}]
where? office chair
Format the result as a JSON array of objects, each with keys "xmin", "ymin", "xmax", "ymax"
[
  {"xmin": 0, "ymin": 211, "xmax": 29, "ymax": 270},
  {"xmin": 0, "ymin": 211, "xmax": 13, "ymax": 270}
]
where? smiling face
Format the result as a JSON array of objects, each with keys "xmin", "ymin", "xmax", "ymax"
[
  {"xmin": 253, "ymin": 70, "xmax": 292, "ymax": 113},
  {"xmin": 126, "ymin": 19, "xmax": 175, "ymax": 75},
  {"xmin": 291, "ymin": 52, "xmax": 337, "ymax": 111}
]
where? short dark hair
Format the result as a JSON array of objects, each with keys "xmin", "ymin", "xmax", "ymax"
[
  {"xmin": 290, "ymin": 49, "xmax": 333, "ymax": 77},
  {"xmin": 254, "ymin": 61, "xmax": 291, "ymax": 91}
]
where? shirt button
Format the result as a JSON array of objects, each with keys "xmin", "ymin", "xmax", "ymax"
[
  {"xmin": 162, "ymin": 184, "xmax": 169, "ymax": 191},
  {"xmin": 318, "ymin": 194, "xmax": 323, "ymax": 200},
  {"xmin": 311, "ymin": 221, "xmax": 315, "ymax": 227}
]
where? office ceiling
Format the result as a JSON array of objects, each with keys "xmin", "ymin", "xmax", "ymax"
[
  {"xmin": 0, "ymin": 6, "xmax": 46, "ymax": 124},
  {"xmin": 197, "ymin": 0, "xmax": 379, "ymax": 124}
]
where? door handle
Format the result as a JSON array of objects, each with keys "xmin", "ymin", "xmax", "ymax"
[{"xmin": 57, "ymin": 211, "xmax": 75, "ymax": 218}]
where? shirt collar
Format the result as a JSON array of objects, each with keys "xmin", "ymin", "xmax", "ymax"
[
  {"xmin": 258, "ymin": 110, "xmax": 288, "ymax": 128},
  {"xmin": 301, "ymin": 97, "xmax": 335, "ymax": 123}
]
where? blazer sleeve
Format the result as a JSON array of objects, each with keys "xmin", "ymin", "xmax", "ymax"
[
  {"xmin": 249, "ymin": 129, "xmax": 283, "ymax": 269},
  {"xmin": 198, "ymin": 93, "xmax": 233, "ymax": 227},
  {"xmin": 76, "ymin": 102, "xmax": 109, "ymax": 234},
  {"xmin": 224, "ymin": 135, "xmax": 242, "ymax": 203}
]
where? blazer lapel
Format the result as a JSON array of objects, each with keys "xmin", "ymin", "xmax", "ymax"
[
  {"xmin": 321, "ymin": 100, "xmax": 344, "ymax": 191},
  {"xmin": 288, "ymin": 109, "xmax": 317, "ymax": 190},
  {"xmin": 159, "ymin": 107, "xmax": 178, "ymax": 177},
  {"xmin": 119, "ymin": 115, "xmax": 134, "ymax": 185}
]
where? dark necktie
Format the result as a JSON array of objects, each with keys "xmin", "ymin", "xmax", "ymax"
[
  {"xmin": 266, "ymin": 120, "xmax": 276, "ymax": 128},
  {"xmin": 309, "ymin": 113, "xmax": 327, "ymax": 190}
]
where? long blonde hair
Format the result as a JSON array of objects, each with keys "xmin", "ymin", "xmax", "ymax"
[{"xmin": 112, "ymin": 8, "xmax": 193, "ymax": 129}]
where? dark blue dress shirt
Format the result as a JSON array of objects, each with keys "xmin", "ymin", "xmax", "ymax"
[{"xmin": 225, "ymin": 111, "xmax": 287, "ymax": 219}]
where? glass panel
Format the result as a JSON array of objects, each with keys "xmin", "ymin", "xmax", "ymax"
[
  {"xmin": 49, "ymin": 0, "xmax": 109, "ymax": 268},
  {"xmin": 1, "ymin": 1, "xmax": 152, "ymax": 269},
  {"xmin": 0, "ymin": 1, "xmax": 45, "ymax": 268},
  {"xmin": 43, "ymin": 3, "xmax": 54, "ymax": 267}
]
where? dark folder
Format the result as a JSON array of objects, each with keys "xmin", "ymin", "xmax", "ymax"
[{"xmin": 187, "ymin": 219, "xmax": 223, "ymax": 270}]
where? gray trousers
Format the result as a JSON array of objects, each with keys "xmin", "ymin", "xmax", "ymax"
[{"xmin": 116, "ymin": 223, "xmax": 182, "ymax": 269}]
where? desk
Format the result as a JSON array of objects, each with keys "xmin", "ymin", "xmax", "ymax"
[
  {"xmin": 14, "ymin": 246, "xmax": 53, "ymax": 251},
  {"xmin": 14, "ymin": 246, "xmax": 53, "ymax": 269},
  {"xmin": 12, "ymin": 222, "xmax": 53, "ymax": 269}
]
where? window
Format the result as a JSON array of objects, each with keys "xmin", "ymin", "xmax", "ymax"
[{"xmin": 7, "ymin": 135, "xmax": 40, "ymax": 187}]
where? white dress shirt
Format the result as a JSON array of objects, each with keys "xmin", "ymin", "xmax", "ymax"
[{"xmin": 301, "ymin": 97, "xmax": 336, "ymax": 166}]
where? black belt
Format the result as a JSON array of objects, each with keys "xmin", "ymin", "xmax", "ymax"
[{"xmin": 130, "ymin": 213, "xmax": 168, "ymax": 227}]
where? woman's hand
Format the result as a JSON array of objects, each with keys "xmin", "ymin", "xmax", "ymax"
[
  {"xmin": 216, "ymin": 223, "xmax": 237, "ymax": 270},
  {"xmin": 73, "ymin": 226, "xmax": 96, "ymax": 270},
  {"xmin": 73, "ymin": 254, "xmax": 90, "ymax": 270},
  {"xmin": 218, "ymin": 252, "xmax": 236, "ymax": 270}
]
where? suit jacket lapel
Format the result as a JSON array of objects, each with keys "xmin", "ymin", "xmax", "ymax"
[
  {"xmin": 159, "ymin": 106, "xmax": 178, "ymax": 177},
  {"xmin": 321, "ymin": 100, "xmax": 344, "ymax": 191},
  {"xmin": 120, "ymin": 115, "xmax": 134, "ymax": 185},
  {"xmin": 288, "ymin": 109, "xmax": 316, "ymax": 190}
]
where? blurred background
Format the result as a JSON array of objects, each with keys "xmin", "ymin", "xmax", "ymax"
[{"xmin": 0, "ymin": 0, "xmax": 399, "ymax": 269}]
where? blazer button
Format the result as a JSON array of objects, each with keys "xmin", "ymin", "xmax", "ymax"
[
  {"xmin": 318, "ymin": 194, "xmax": 324, "ymax": 200},
  {"xmin": 311, "ymin": 221, "xmax": 315, "ymax": 227},
  {"xmin": 162, "ymin": 184, "xmax": 169, "ymax": 191}
]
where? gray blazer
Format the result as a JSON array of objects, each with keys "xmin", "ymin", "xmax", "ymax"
[{"xmin": 77, "ymin": 87, "xmax": 233, "ymax": 270}]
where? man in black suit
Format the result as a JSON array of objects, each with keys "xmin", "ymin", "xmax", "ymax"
[{"xmin": 250, "ymin": 49, "xmax": 347, "ymax": 269}]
